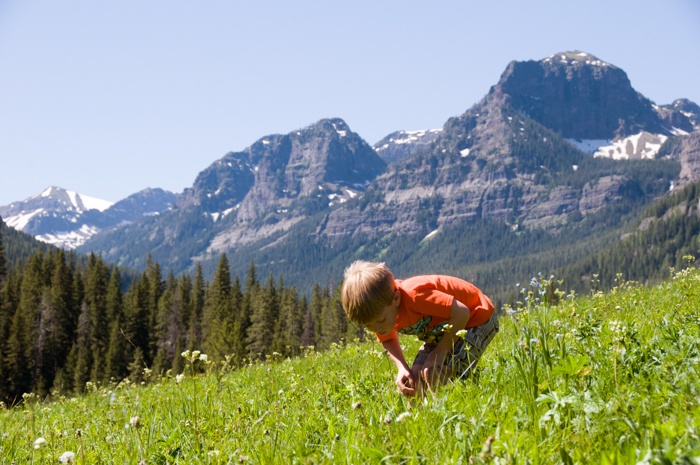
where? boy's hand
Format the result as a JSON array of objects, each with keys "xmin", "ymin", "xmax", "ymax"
[
  {"xmin": 395, "ymin": 366, "xmax": 416, "ymax": 397},
  {"xmin": 416, "ymin": 354, "xmax": 452, "ymax": 392}
]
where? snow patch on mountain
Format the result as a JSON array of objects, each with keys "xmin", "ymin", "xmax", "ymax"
[
  {"xmin": 38, "ymin": 186, "xmax": 113, "ymax": 212},
  {"xmin": 567, "ymin": 132, "xmax": 668, "ymax": 160},
  {"xmin": 3, "ymin": 208, "xmax": 45, "ymax": 230},
  {"xmin": 566, "ymin": 138, "xmax": 612, "ymax": 154},
  {"xmin": 36, "ymin": 224, "xmax": 100, "ymax": 249},
  {"xmin": 542, "ymin": 51, "xmax": 611, "ymax": 68},
  {"xmin": 374, "ymin": 129, "xmax": 442, "ymax": 152},
  {"xmin": 593, "ymin": 132, "xmax": 668, "ymax": 160}
]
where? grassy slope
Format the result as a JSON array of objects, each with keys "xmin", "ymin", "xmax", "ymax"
[{"xmin": 1, "ymin": 266, "xmax": 699, "ymax": 464}]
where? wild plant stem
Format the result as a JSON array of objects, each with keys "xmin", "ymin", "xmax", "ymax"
[{"xmin": 190, "ymin": 359, "xmax": 201, "ymax": 452}]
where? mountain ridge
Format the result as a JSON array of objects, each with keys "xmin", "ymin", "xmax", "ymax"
[{"xmin": 2, "ymin": 50, "xmax": 698, "ymax": 296}]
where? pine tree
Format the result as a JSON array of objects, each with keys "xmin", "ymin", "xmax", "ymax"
[
  {"xmin": 152, "ymin": 271, "xmax": 178, "ymax": 374},
  {"xmin": 172, "ymin": 274, "xmax": 193, "ymax": 374},
  {"xmin": 202, "ymin": 254, "xmax": 233, "ymax": 360},
  {"xmin": 5, "ymin": 254, "xmax": 44, "ymax": 398},
  {"xmin": 0, "ymin": 271, "xmax": 16, "ymax": 401},
  {"xmin": 319, "ymin": 282, "xmax": 348, "ymax": 348},
  {"xmin": 104, "ymin": 267, "xmax": 127, "ymax": 382},
  {"xmin": 123, "ymin": 274, "xmax": 150, "ymax": 370},
  {"xmin": 145, "ymin": 256, "xmax": 164, "ymax": 366},
  {"xmin": 228, "ymin": 275, "xmax": 248, "ymax": 367},
  {"xmin": 188, "ymin": 264, "xmax": 205, "ymax": 350},
  {"xmin": 273, "ymin": 284, "xmax": 303, "ymax": 356},
  {"xmin": 72, "ymin": 302, "xmax": 92, "ymax": 393},
  {"xmin": 301, "ymin": 284, "xmax": 326, "ymax": 348},
  {"xmin": 0, "ymin": 225, "xmax": 7, "ymax": 282},
  {"xmin": 84, "ymin": 254, "xmax": 110, "ymax": 383},
  {"xmin": 246, "ymin": 274, "xmax": 279, "ymax": 359}
]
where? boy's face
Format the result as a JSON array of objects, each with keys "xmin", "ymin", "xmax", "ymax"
[{"xmin": 366, "ymin": 289, "xmax": 400, "ymax": 336}]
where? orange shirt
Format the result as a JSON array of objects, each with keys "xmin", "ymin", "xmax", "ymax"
[{"xmin": 376, "ymin": 275, "xmax": 494, "ymax": 344}]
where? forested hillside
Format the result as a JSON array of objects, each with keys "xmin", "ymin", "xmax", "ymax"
[
  {"xmin": 559, "ymin": 178, "xmax": 700, "ymax": 288},
  {"xmin": 0, "ymin": 230, "xmax": 363, "ymax": 403}
]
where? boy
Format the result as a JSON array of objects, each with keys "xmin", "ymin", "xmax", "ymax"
[{"xmin": 341, "ymin": 260, "xmax": 498, "ymax": 397}]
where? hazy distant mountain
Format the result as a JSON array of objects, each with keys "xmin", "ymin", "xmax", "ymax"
[
  {"xmin": 373, "ymin": 129, "xmax": 442, "ymax": 164},
  {"xmin": 0, "ymin": 187, "xmax": 177, "ymax": 249}
]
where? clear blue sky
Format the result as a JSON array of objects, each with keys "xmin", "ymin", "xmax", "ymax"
[{"xmin": 1, "ymin": 0, "xmax": 699, "ymax": 206}]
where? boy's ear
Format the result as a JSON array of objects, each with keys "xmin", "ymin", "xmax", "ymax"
[{"xmin": 393, "ymin": 288, "xmax": 401, "ymax": 305}]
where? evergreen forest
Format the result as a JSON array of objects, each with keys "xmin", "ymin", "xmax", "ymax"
[{"xmin": 0, "ymin": 225, "xmax": 363, "ymax": 403}]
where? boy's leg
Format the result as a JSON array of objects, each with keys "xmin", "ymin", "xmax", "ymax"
[
  {"xmin": 449, "ymin": 313, "xmax": 499, "ymax": 380},
  {"xmin": 411, "ymin": 313, "xmax": 499, "ymax": 382}
]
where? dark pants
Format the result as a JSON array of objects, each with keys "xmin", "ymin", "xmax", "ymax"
[{"xmin": 412, "ymin": 313, "xmax": 499, "ymax": 380}]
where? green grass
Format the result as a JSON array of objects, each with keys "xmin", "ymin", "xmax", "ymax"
[{"xmin": 2, "ymin": 264, "xmax": 700, "ymax": 464}]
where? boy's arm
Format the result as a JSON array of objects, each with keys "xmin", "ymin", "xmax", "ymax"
[
  {"xmin": 381, "ymin": 337, "xmax": 416, "ymax": 396},
  {"xmin": 415, "ymin": 298, "xmax": 471, "ymax": 386}
]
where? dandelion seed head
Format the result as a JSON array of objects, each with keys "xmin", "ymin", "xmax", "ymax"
[
  {"xmin": 352, "ymin": 401, "xmax": 362, "ymax": 409},
  {"xmin": 396, "ymin": 412, "xmax": 411, "ymax": 422},
  {"xmin": 58, "ymin": 451, "xmax": 76, "ymax": 463},
  {"xmin": 130, "ymin": 416, "xmax": 141, "ymax": 429},
  {"xmin": 33, "ymin": 437, "xmax": 47, "ymax": 449}
]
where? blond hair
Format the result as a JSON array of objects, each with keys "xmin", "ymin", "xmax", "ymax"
[{"xmin": 341, "ymin": 260, "xmax": 395, "ymax": 324}]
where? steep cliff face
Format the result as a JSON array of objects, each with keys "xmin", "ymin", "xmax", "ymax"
[
  {"xmin": 495, "ymin": 51, "xmax": 665, "ymax": 139},
  {"xmin": 80, "ymin": 51, "xmax": 700, "ymax": 280},
  {"xmin": 315, "ymin": 52, "xmax": 689, "ymax": 242},
  {"xmin": 81, "ymin": 118, "xmax": 385, "ymax": 263},
  {"xmin": 667, "ymin": 132, "xmax": 700, "ymax": 187}
]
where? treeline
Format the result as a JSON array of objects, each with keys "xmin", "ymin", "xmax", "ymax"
[
  {"xmin": 0, "ymin": 234, "xmax": 363, "ymax": 404},
  {"xmin": 558, "ymin": 179, "xmax": 700, "ymax": 289}
]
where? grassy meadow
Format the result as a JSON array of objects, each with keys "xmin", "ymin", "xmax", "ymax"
[{"xmin": 1, "ymin": 262, "xmax": 699, "ymax": 464}]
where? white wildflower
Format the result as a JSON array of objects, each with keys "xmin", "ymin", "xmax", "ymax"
[
  {"xmin": 58, "ymin": 451, "xmax": 76, "ymax": 463},
  {"xmin": 33, "ymin": 437, "xmax": 47, "ymax": 449}
]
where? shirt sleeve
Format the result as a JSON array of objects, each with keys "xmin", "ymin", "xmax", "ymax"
[{"xmin": 375, "ymin": 330, "xmax": 398, "ymax": 343}]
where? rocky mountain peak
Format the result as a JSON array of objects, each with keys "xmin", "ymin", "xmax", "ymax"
[
  {"xmin": 541, "ymin": 51, "xmax": 615, "ymax": 68},
  {"xmin": 492, "ymin": 51, "xmax": 664, "ymax": 140},
  {"xmin": 0, "ymin": 186, "xmax": 174, "ymax": 249}
]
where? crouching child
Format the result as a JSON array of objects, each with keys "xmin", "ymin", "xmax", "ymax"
[{"xmin": 341, "ymin": 260, "xmax": 498, "ymax": 397}]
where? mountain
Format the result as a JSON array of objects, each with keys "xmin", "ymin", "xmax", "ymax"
[
  {"xmin": 78, "ymin": 51, "xmax": 700, "ymax": 299},
  {"xmin": 0, "ymin": 214, "xmax": 52, "ymax": 268},
  {"xmin": 559, "ymin": 175, "xmax": 700, "ymax": 289},
  {"xmin": 80, "ymin": 118, "xmax": 386, "ymax": 270},
  {"xmin": 316, "ymin": 51, "xmax": 694, "ymax": 240},
  {"xmin": 0, "ymin": 187, "xmax": 177, "ymax": 249},
  {"xmin": 373, "ymin": 129, "xmax": 442, "ymax": 164}
]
